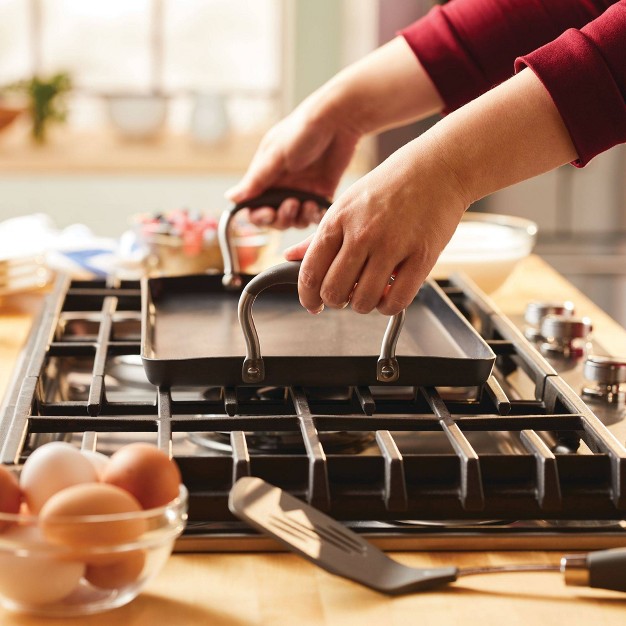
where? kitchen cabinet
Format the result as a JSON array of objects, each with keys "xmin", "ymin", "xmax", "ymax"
[{"xmin": 0, "ymin": 256, "xmax": 625, "ymax": 625}]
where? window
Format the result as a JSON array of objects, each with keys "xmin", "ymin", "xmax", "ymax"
[{"xmin": 0, "ymin": 0, "xmax": 283, "ymax": 134}]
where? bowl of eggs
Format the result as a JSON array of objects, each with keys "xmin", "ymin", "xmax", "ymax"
[{"xmin": 0, "ymin": 441, "xmax": 187, "ymax": 617}]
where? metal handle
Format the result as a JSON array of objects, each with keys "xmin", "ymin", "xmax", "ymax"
[
  {"xmin": 237, "ymin": 261, "xmax": 406, "ymax": 384},
  {"xmin": 218, "ymin": 187, "xmax": 332, "ymax": 289},
  {"xmin": 561, "ymin": 548, "xmax": 626, "ymax": 592}
]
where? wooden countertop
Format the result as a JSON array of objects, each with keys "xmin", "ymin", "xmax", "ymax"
[{"xmin": 0, "ymin": 256, "xmax": 625, "ymax": 625}]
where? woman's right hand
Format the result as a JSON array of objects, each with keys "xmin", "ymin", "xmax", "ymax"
[{"xmin": 224, "ymin": 91, "xmax": 362, "ymax": 230}]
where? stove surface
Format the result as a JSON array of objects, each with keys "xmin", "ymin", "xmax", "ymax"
[{"xmin": 1, "ymin": 274, "xmax": 625, "ymax": 551}]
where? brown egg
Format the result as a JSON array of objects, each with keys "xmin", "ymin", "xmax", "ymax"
[
  {"xmin": 39, "ymin": 483, "xmax": 147, "ymax": 549},
  {"xmin": 85, "ymin": 549, "xmax": 146, "ymax": 589},
  {"xmin": 0, "ymin": 465, "xmax": 21, "ymax": 531},
  {"xmin": 102, "ymin": 443, "xmax": 182, "ymax": 509}
]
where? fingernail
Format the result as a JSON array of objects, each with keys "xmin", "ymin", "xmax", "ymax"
[
  {"xmin": 307, "ymin": 304, "xmax": 324, "ymax": 315},
  {"xmin": 257, "ymin": 214, "xmax": 274, "ymax": 226}
]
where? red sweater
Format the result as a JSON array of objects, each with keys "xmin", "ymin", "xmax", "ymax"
[{"xmin": 401, "ymin": 0, "xmax": 626, "ymax": 166}]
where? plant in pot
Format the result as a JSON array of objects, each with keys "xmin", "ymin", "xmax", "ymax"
[{"xmin": 9, "ymin": 72, "xmax": 72, "ymax": 144}]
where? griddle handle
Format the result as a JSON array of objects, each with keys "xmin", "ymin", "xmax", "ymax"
[
  {"xmin": 219, "ymin": 188, "xmax": 332, "ymax": 290},
  {"xmin": 238, "ymin": 261, "xmax": 404, "ymax": 384}
]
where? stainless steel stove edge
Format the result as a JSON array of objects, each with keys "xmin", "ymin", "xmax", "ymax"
[{"xmin": 174, "ymin": 531, "xmax": 626, "ymax": 553}]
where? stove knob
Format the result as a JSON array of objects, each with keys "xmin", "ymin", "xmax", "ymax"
[
  {"xmin": 582, "ymin": 356, "xmax": 626, "ymax": 404},
  {"xmin": 525, "ymin": 301, "xmax": 575, "ymax": 326},
  {"xmin": 524, "ymin": 301, "xmax": 575, "ymax": 340},
  {"xmin": 539, "ymin": 314, "xmax": 592, "ymax": 357},
  {"xmin": 584, "ymin": 356, "xmax": 626, "ymax": 385}
]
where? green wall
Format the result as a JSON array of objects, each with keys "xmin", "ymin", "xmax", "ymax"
[{"xmin": 291, "ymin": 0, "xmax": 342, "ymax": 106}]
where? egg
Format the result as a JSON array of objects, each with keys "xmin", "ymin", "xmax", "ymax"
[
  {"xmin": 80, "ymin": 449, "xmax": 111, "ymax": 479},
  {"xmin": 0, "ymin": 465, "xmax": 21, "ymax": 531},
  {"xmin": 40, "ymin": 483, "xmax": 147, "ymax": 550},
  {"xmin": 85, "ymin": 549, "xmax": 146, "ymax": 589},
  {"xmin": 102, "ymin": 443, "xmax": 182, "ymax": 509},
  {"xmin": 20, "ymin": 442, "xmax": 99, "ymax": 513},
  {"xmin": 0, "ymin": 525, "xmax": 84, "ymax": 605}
]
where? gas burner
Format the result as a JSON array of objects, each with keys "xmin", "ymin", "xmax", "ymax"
[
  {"xmin": 191, "ymin": 385, "xmax": 374, "ymax": 454},
  {"xmin": 188, "ymin": 430, "xmax": 374, "ymax": 454},
  {"xmin": 390, "ymin": 518, "xmax": 511, "ymax": 528}
]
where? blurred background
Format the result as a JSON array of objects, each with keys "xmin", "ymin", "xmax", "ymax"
[{"xmin": 0, "ymin": 0, "xmax": 624, "ymax": 323}]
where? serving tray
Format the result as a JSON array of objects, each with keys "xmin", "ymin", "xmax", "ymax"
[{"xmin": 141, "ymin": 262, "xmax": 495, "ymax": 388}]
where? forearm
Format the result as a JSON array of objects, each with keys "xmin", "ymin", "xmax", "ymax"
[
  {"xmin": 310, "ymin": 37, "xmax": 444, "ymax": 136},
  {"xmin": 401, "ymin": 0, "xmax": 614, "ymax": 113},
  {"xmin": 412, "ymin": 68, "xmax": 577, "ymax": 206}
]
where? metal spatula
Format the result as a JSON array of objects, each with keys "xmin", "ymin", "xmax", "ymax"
[{"xmin": 228, "ymin": 477, "xmax": 626, "ymax": 595}]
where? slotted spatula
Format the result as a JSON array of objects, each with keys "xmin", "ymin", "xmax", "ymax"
[{"xmin": 229, "ymin": 477, "xmax": 626, "ymax": 595}]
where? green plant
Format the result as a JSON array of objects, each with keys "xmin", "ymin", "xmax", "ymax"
[{"xmin": 10, "ymin": 73, "xmax": 72, "ymax": 143}]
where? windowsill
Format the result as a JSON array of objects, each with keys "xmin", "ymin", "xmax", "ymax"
[{"xmin": 0, "ymin": 122, "xmax": 374, "ymax": 176}]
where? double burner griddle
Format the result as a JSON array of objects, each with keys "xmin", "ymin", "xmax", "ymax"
[{"xmin": 1, "ymin": 273, "xmax": 625, "ymax": 551}]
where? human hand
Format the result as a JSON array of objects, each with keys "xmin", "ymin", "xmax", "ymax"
[
  {"xmin": 284, "ymin": 137, "xmax": 470, "ymax": 316},
  {"xmin": 225, "ymin": 95, "xmax": 361, "ymax": 230}
]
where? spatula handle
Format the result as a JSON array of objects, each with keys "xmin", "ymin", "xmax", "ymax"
[{"xmin": 562, "ymin": 548, "xmax": 626, "ymax": 592}]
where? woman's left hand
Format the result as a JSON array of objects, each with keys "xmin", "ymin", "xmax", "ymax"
[{"xmin": 284, "ymin": 136, "xmax": 469, "ymax": 316}]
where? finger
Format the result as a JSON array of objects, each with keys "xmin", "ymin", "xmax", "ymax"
[
  {"xmin": 298, "ymin": 226, "xmax": 343, "ymax": 314},
  {"xmin": 295, "ymin": 200, "xmax": 323, "ymax": 228},
  {"xmin": 349, "ymin": 256, "xmax": 399, "ymax": 315},
  {"xmin": 312, "ymin": 205, "xmax": 326, "ymax": 224},
  {"xmin": 272, "ymin": 198, "xmax": 300, "ymax": 230},
  {"xmin": 284, "ymin": 233, "xmax": 314, "ymax": 261},
  {"xmin": 376, "ymin": 256, "xmax": 427, "ymax": 316},
  {"xmin": 248, "ymin": 206, "xmax": 277, "ymax": 227},
  {"xmin": 319, "ymin": 247, "xmax": 367, "ymax": 309}
]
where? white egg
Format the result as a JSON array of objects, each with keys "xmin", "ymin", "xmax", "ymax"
[
  {"xmin": 0, "ymin": 525, "xmax": 85, "ymax": 606},
  {"xmin": 80, "ymin": 450, "xmax": 111, "ymax": 479},
  {"xmin": 20, "ymin": 442, "xmax": 99, "ymax": 513}
]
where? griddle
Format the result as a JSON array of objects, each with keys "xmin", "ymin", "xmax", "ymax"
[{"xmin": 141, "ymin": 261, "xmax": 495, "ymax": 388}]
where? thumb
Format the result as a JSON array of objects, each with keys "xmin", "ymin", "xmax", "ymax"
[{"xmin": 284, "ymin": 234, "xmax": 314, "ymax": 261}]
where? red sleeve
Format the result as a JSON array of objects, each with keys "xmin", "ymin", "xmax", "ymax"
[
  {"xmin": 515, "ymin": 3, "xmax": 626, "ymax": 166},
  {"xmin": 400, "ymin": 0, "xmax": 614, "ymax": 111},
  {"xmin": 400, "ymin": 0, "xmax": 626, "ymax": 166}
]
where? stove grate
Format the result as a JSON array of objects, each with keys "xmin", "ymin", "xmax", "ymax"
[{"xmin": 1, "ymin": 275, "xmax": 625, "ymax": 526}]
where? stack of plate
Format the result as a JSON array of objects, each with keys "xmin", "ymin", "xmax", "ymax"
[{"xmin": 0, "ymin": 254, "xmax": 52, "ymax": 296}]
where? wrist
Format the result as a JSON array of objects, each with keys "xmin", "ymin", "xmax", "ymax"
[{"xmin": 302, "ymin": 74, "xmax": 373, "ymax": 137}]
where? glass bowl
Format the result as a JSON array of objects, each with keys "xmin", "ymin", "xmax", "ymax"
[
  {"xmin": 133, "ymin": 211, "xmax": 280, "ymax": 277},
  {"xmin": 0, "ymin": 482, "xmax": 187, "ymax": 617},
  {"xmin": 430, "ymin": 212, "xmax": 538, "ymax": 293}
]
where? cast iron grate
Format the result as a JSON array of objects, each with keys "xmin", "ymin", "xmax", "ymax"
[{"xmin": 1, "ymin": 274, "xmax": 625, "ymax": 525}]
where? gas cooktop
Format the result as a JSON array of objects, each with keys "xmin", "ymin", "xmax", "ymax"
[{"xmin": 1, "ymin": 274, "xmax": 625, "ymax": 551}]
